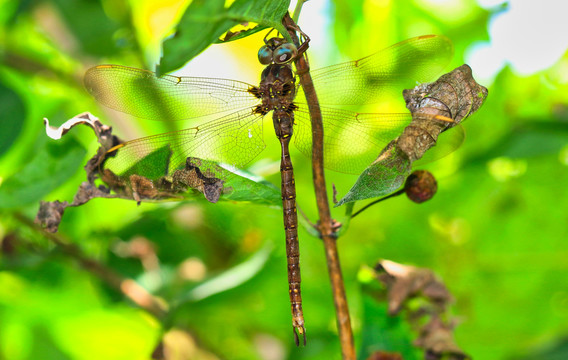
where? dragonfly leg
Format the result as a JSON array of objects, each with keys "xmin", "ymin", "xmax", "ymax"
[
  {"xmin": 263, "ymin": 27, "xmax": 277, "ymax": 44},
  {"xmin": 293, "ymin": 325, "xmax": 307, "ymax": 346},
  {"xmin": 284, "ymin": 22, "xmax": 310, "ymax": 58}
]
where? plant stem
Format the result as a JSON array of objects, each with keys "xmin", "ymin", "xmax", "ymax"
[
  {"xmin": 351, "ymin": 189, "xmax": 405, "ymax": 218},
  {"xmin": 283, "ymin": 13, "xmax": 356, "ymax": 360},
  {"xmin": 292, "ymin": 0, "xmax": 307, "ymax": 23},
  {"xmin": 15, "ymin": 213, "xmax": 168, "ymax": 319}
]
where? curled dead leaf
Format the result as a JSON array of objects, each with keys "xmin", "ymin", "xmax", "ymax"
[
  {"xmin": 336, "ymin": 64, "xmax": 488, "ymax": 206},
  {"xmin": 375, "ymin": 260, "xmax": 453, "ymax": 315},
  {"xmin": 36, "ymin": 113, "xmax": 231, "ymax": 232},
  {"xmin": 374, "ymin": 260, "xmax": 469, "ymax": 360}
]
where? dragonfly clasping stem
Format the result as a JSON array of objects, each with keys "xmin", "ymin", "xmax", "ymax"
[{"xmin": 293, "ymin": 325, "xmax": 307, "ymax": 346}]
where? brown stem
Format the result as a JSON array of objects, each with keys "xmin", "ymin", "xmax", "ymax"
[
  {"xmin": 351, "ymin": 189, "xmax": 405, "ymax": 218},
  {"xmin": 17, "ymin": 213, "xmax": 168, "ymax": 319},
  {"xmin": 283, "ymin": 13, "xmax": 355, "ymax": 360}
]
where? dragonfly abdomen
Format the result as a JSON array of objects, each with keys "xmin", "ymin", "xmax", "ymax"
[{"xmin": 259, "ymin": 48, "xmax": 305, "ymax": 345}]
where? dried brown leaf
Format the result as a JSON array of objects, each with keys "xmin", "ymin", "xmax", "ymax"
[
  {"xmin": 36, "ymin": 113, "xmax": 231, "ymax": 232},
  {"xmin": 400, "ymin": 64, "xmax": 488, "ymax": 162},
  {"xmin": 336, "ymin": 64, "xmax": 488, "ymax": 205},
  {"xmin": 416, "ymin": 317, "xmax": 469, "ymax": 360},
  {"xmin": 35, "ymin": 200, "xmax": 69, "ymax": 233},
  {"xmin": 374, "ymin": 260, "xmax": 469, "ymax": 359},
  {"xmin": 375, "ymin": 260, "xmax": 452, "ymax": 315},
  {"xmin": 367, "ymin": 351, "xmax": 404, "ymax": 360}
]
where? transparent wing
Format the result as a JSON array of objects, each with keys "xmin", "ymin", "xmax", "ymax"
[
  {"xmin": 104, "ymin": 109, "xmax": 266, "ymax": 182},
  {"xmin": 412, "ymin": 124, "xmax": 466, "ymax": 166},
  {"xmin": 84, "ymin": 65, "xmax": 260, "ymax": 121},
  {"xmin": 293, "ymin": 104, "xmax": 411, "ymax": 174},
  {"xmin": 294, "ymin": 105, "xmax": 466, "ymax": 174},
  {"xmin": 296, "ymin": 35, "xmax": 453, "ymax": 106}
]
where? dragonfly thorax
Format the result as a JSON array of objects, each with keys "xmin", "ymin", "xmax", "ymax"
[{"xmin": 253, "ymin": 64, "xmax": 297, "ymax": 117}]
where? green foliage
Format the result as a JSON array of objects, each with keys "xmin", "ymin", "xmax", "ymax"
[
  {"xmin": 0, "ymin": 136, "xmax": 86, "ymax": 208},
  {"xmin": 336, "ymin": 146, "xmax": 411, "ymax": 206},
  {"xmin": 120, "ymin": 144, "xmax": 172, "ymax": 181},
  {"xmin": 0, "ymin": 271, "xmax": 158, "ymax": 360},
  {"xmin": 0, "ymin": 82, "xmax": 26, "ymax": 157},
  {"xmin": 358, "ymin": 288, "xmax": 419, "ymax": 360},
  {"xmin": 50, "ymin": 0, "xmax": 126, "ymax": 56},
  {"xmin": 222, "ymin": 174, "xmax": 281, "ymax": 205}
]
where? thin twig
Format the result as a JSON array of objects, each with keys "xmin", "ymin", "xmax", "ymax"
[
  {"xmin": 297, "ymin": 204, "xmax": 318, "ymax": 230},
  {"xmin": 283, "ymin": 13, "xmax": 356, "ymax": 360},
  {"xmin": 351, "ymin": 189, "xmax": 405, "ymax": 218},
  {"xmin": 16, "ymin": 213, "xmax": 168, "ymax": 319}
]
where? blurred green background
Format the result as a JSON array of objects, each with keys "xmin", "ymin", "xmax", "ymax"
[{"xmin": 1, "ymin": 0, "xmax": 567, "ymax": 359}]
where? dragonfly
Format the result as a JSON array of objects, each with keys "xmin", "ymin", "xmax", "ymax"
[{"xmin": 84, "ymin": 33, "xmax": 454, "ymax": 345}]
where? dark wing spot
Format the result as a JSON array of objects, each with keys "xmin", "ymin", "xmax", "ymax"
[
  {"xmin": 286, "ymin": 103, "xmax": 299, "ymax": 114},
  {"xmin": 253, "ymin": 104, "xmax": 268, "ymax": 115},
  {"xmin": 364, "ymin": 74, "xmax": 382, "ymax": 88},
  {"xmin": 248, "ymin": 86, "xmax": 261, "ymax": 99}
]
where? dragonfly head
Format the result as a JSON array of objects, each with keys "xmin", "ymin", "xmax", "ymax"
[{"xmin": 258, "ymin": 37, "xmax": 298, "ymax": 65}]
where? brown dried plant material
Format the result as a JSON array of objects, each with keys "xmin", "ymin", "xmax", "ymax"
[
  {"xmin": 37, "ymin": 113, "xmax": 119, "ymax": 232},
  {"xmin": 400, "ymin": 64, "xmax": 488, "ymax": 162},
  {"xmin": 374, "ymin": 260, "xmax": 470, "ymax": 360},
  {"xmin": 417, "ymin": 317, "xmax": 469, "ymax": 360},
  {"xmin": 171, "ymin": 158, "xmax": 226, "ymax": 203},
  {"xmin": 36, "ymin": 200, "xmax": 69, "ymax": 233},
  {"xmin": 375, "ymin": 260, "xmax": 452, "ymax": 315},
  {"xmin": 367, "ymin": 351, "xmax": 404, "ymax": 360},
  {"xmin": 336, "ymin": 64, "xmax": 488, "ymax": 206},
  {"xmin": 36, "ymin": 113, "xmax": 228, "ymax": 232},
  {"xmin": 44, "ymin": 112, "xmax": 121, "ymax": 183}
]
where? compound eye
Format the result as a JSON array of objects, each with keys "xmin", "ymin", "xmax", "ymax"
[
  {"xmin": 273, "ymin": 43, "xmax": 297, "ymax": 64},
  {"xmin": 258, "ymin": 45, "xmax": 273, "ymax": 65}
]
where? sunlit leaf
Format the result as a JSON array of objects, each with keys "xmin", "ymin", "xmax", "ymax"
[
  {"xmin": 222, "ymin": 171, "xmax": 281, "ymax": 205},
  {"xmin": 159, "ymin": 0, "xmax": 291, "ymax": 74}
]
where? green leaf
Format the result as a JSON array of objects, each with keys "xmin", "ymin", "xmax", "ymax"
[
  {"xmin": 358, "ymin": 287, "xmax": 419, "ymax": 360},
  {"xmin": 215, "ymin": 24, "xmax": 269, "ymax": 43},
  {"xmin": 335, "ymin": 146, "xmax": 411, "ymax": 206},
  {"xmin": 106, "ymin": 149, "xmax": 281, "ymax": 205},
  {"xmin": 0, "ymin": 82, "xmax": 26, "ymax": 157},
  {"xmin": 159, "ymin": 0, "xmax": 291, "ymax": 74},
  {"xmin": 51, "ymin": 0, "xmax": 126, "ymax": 56},
  {"xmin": 222, "ymin": 170, "xmax": 281, "ymax": 205},
  {"xmin": 121, "ymin": 145, "xmax": 172, "ymax": 180},
  {"xmin": 0, "ymin": 135, "xmax": 86, "ymax": 209}
]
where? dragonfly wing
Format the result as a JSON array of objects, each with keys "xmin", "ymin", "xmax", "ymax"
[
  {"xmin": 412, "ymin": 123, "xmax": 466, "ymax": 166},
  {"xmin": 293, "ymin": 104, "xmax": 411, "ymax": 174},
  {"xmin": 85, "ymin": 65, "xmax": 260, "ymax": 121},
  {"xmin": 104, "ymin": 109, "xmax": 266, "ymax": 188},
  {"xmin": 297, "ymin": 35, "xmax": 453, "ymax": 106}
]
